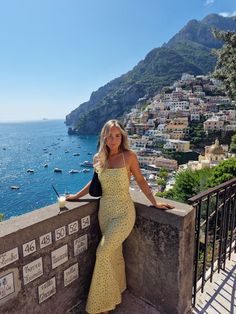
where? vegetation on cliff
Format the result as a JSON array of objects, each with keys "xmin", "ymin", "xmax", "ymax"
[
  {"xmin": 212, "ymin": 17, "xmax": 236, "ymax": 100},
  {"xmin": 157, "ymin": 157, "xmax": 236, "ymax": 202}
]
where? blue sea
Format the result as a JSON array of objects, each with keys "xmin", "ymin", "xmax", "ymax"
[{"xmin": 0, "ymin": 120, "xmax": 97, "ymax": 220}]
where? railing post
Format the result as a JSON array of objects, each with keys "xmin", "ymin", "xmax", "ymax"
[{"xmin": 188, "ymin": 177, "xmax": 236, "ymax": 305}]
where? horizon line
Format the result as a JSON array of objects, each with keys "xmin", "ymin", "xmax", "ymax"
[{"xmin": 0, "ymin": 118, "xmax": 65, "ymax": 124}]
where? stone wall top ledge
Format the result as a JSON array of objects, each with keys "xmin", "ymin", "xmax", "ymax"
[
  {"xmin": 0, "ymin": 197, "xmax": 99, "ymax": 238},
  {"xmin": 0, "ymin": 191, "xmax": 194, "ymax": 238},
  {"xmin": 131, "ymin": 190, "xmax": 194, "ymax": 230}
]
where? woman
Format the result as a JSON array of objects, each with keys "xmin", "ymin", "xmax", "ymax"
[{"xmin": 66, "ymin": 119, "xmax": 174, "ymax": 314}]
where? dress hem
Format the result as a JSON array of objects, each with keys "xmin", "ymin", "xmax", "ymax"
[{"xmin": 86, "ymin": 287, "xmax": 127, "ymax": 314}]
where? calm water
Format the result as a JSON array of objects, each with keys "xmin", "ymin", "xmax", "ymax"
[{"xmin": 0, "ymin": 120, "xmax": 97, "ymax": 220}]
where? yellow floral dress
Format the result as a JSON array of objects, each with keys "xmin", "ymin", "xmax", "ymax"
[{"xmin": 85, "ymin": 154, "xmax": 136, "ymax": 313}]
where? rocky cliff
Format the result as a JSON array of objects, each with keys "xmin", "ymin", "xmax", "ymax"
[{"xmin": 66, "ymin": 14, "xmax": 236, "ymax": 134}]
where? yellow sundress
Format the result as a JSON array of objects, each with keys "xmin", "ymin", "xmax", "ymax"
[{"xmin": 85, "ymin": 153, "xmax": 136, "ymax": 313}]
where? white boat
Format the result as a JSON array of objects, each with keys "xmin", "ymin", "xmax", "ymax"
[
  {"xmin": 44, "ymin": 164, "xmax": 48, "ymax": 168},
  {"xmin": 69, "ymin": 169, "xmax": 80, "ymax": 174},
  {"xmin": 54, "ymin": 168, "xmax": 62, "ymax": 173},
  {"xmin": 27, "ymin": 169, "xmax": 34, "ymax": 173},
  {"xmin": 10, "ymin": 185, "xmax": 20, "ymax": 190},
  {"xmin": 82, "ymin": 168, "xmax": 90, "ymax": 173},
  {"xmin": 73, "ymin": 152, "xmax": 80, "ymax": 156},
  {"xmin": 80, "ymin": 161, "xmax": 93, "ymax": 168}
]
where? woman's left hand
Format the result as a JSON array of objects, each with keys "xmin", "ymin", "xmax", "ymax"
[{"xmin": 154, "ymin": 202, "xmax": 174, "ymax": 210}]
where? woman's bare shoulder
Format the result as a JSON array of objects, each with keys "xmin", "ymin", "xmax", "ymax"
[{"xmin": 124, "ymin": 150, "xmax": 137, "ymax": 161}]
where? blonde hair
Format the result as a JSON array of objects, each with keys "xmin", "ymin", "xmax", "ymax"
[{"xmin": 95, "ymin": 120, "xmax": 130, "ymax": 170}]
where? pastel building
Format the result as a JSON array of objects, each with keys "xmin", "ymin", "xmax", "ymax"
[
  {"xmin": 164, "ymin": 139, "xmax": 190, "ymax": 152},
  {"xmin": 165, "ymin": 117, "xmax": 189, "ymax": 135},
  {"xmin": 204, "ymin": 116, "xmax": 224, "ymax": 132},
  {"xmin": 153, "ymin": 157, "xmax": 178, "ymax": 170},
  {"xmin": 199, "ymin": 139, "xmax": 228, "ymax": 164},
  {"xmin": 181, "ymin": 139, "xmax": 228, "ymax": 171}
]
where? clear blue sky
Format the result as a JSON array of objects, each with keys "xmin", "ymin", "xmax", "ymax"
[{"xmin": 0, "ymin": 0, "xmax": 235, "ymax": 122}]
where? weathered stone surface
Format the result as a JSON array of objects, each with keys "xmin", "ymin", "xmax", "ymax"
[
  {"xmin": 0, "ymin": 198, "xmax": 101, "ymax": 314},
  {"xmin": 124, "ymin": 191, "xmax": 195, "ymax": 314}
]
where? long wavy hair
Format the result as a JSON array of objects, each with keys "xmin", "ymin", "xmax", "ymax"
[{"xmin": 95, "ymin": 120, "xmax": 130, "ymax": 170}]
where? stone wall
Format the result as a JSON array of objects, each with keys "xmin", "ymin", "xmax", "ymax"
[
  {"xmin": 0, "ymin": 193, "xmax": 195, "ymax": 314},
  {"xmin": 125, "ymin": 191, "xmax": 195, "ymax": 314},
  {"xmin": 0, "ymin": 198, "xmax": 101, "ymax": 314}
]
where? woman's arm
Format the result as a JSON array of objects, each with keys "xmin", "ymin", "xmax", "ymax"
[
  {"xmin": 129, "ymin": 151, "xmax": 174, "ymax": 209},
  {"xmin": 66, "ymin": 180, "xmax": 91, "ymax": 200}
]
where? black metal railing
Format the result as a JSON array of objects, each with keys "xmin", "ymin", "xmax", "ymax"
[{"xmin": 188, "ymin": 177, "xmax": 236, "ymax": 306}]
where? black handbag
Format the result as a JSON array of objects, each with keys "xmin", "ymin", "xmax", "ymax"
[{"xmin": 89, "ymin": 171, "xmax": 102, "ymax": 197}]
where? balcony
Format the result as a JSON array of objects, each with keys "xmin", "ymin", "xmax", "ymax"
[{"xmin": 0, "ymin": 180, "xmax": 235, "ymax": 314}]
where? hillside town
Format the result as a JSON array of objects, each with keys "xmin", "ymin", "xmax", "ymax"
[{"xmin": 124, "ymin": 73, "xmax": 236, "ymax": 192}]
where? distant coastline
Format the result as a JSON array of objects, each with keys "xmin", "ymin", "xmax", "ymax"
[{"xmin": 0, "ymin": 118, "xmax": 64, "ymax": 124}]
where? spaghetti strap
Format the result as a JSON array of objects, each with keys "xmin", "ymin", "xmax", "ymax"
[{"xmin": 122, "ymin": 152, "xmax": 126, "ymax": 168}]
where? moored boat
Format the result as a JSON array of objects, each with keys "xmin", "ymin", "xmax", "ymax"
[
  {"xmin": 69, "ymin": 169, "xmax": 80, "ymax": 174},
  {"xmin": 80, "ymin": 161, "xmax": 93, "ymax": 168},
  {"xmin": 54, "ymin": 168, "xmax": 62, "ymax": 173},
  {"xmin": 27, "ymin": 169, "xmax": 34, "ymax": 173},
  {"xmin": 10, "ymin": 185, "xmax": 20, "ymax": 190},
  {"xmin": 82, "ymin": 168, "xmax": 90, "ymax": 173}
]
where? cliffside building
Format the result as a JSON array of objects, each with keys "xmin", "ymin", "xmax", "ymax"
[{"xmin": 199, "ymin": 139, "xmax": 228, "ymax": 164}]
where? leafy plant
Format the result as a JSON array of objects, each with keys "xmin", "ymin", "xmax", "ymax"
[
  {"xmin": 157, "ymin": 157, "xmax": 236, "ymax": 202},
  {"xmin": 207, "ymin": 157, "xmax": 236, "ymax": 187},
  {"xmin": 212, "ymin": 18, "xmax": 236, "ymax": 101},
  {"xmin": 159, "ymin": 168, "xmax": 168, "ymax": 179}
]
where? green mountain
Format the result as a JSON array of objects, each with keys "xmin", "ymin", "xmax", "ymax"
[
  {"xmin": 166, "ymin": 14, "xmax": 235, "ymax": 49},
  {"xmin": 66, "ymin": 14, "xmax": 236, "ymax": 134}
]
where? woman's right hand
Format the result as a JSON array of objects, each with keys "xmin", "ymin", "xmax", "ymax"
[
  {"xmin": 154, "ymin": 202, "xmax": 174, "ymax": 210},
  {"xmin": 66, "ymin": 194, "xmax": 79, "ymax": 201}
]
